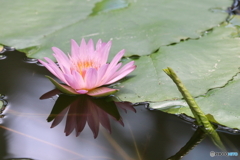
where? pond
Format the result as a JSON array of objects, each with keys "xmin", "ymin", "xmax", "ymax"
[{"xmin": 0, "ymin": 50, "xmax": 239, "ymax": 160}]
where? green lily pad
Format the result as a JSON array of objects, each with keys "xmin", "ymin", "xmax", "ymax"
[
  {"xmin": 0, "ymin": 0, "xmax": 99, "ymax": 58},
  {"xmin": 90, "ymin": 0, "xmax": 129, "ymax": 16},
  {"xmin": 196, "ymin": 74, "xmax": 240, "ymax": 129},
  {"xmin": 150, "ymin": 74, "xmax": 240, "ymax": 129},
  {"xmin": 118, "ymin": 25, "xmax": 240, "ymax": 129},
  {"xmin": 116, "ymin": 25, "xmax": 240, "ymax": 102},
  {"xmin": 0, "ymin": 0, "xmax": 230, "ymax": 60}
]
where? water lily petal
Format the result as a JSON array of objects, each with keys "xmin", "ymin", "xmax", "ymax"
[
  {"xmin": 106, "ymin": 67, "xmax": 135, "ymax": 85},
  {"xmin": 76, "ymin": 89, "xmax": 88, "ymax": 94},
  {"xmin": 46, "ymin": 76, "xmax": 78, "ymax": 95},
  {"xmin": 52, "ymin": 49, "xmax": 71, "ymax": 75},
  {"xmin": 117, "ymin": 61, "xmax": 136, "ymax": 74},
  {"xmin": 87, "ymin": 87, "xmax": 118, "ymax": 97},
  {"xmin": 97, "ymin": 40, "xmax": 112, "ymax": 65},
  {"xmin": 40, "ymin": 39, "xmax": 136, "ymax": 96},
  {"xmin": 96, "ymin": 39, "xmax": 103, "ymax": 50},
  {"xmin": 85, "ymin": 68, "xmax": 97, "ymax": 89},
  {"xmin": 96, "ymin": 64, "xmax": 109, "ymax": 86},
  {"xmin": 104, "ymin": 50, "xmax": 124, "ymax": 76},
  {"xmin": 109, "ymin": 49, "xmax": 125, "ymax": 68},
  {"xmin": 79, "ymin": 38, "xmax": 88, "ymax": 60},
  {"xmin": 58, "ymin": 64, "xmax": 71, "ymax": 75},
  {"xmin": 87, "ymin": 39, "xmax": 94, "ymax": 56},
  {"xmin": 73, "ymin": 70, "xmax": 86, "ymax": 89},
  {"xmin": 52, "ymin": 47, "xmax": 70, "ymax": 67},
  {"xmin": 63, "ymin": 73, "xmax": 81, "ymax": 90},
  {"xmin": 106, "ymin": 61, "xmax": 136, "ymax": 84},
  {"xmin": 38, "ymin": 59, "xmax": 56, "ymax": 75},
  {"xmin": 102, "ymin": 62, "xmax": 122, "ymax": 84},
  {"xmin": 70, "ymin": 39, "xmax": 79, "ymax": 59},
  {"xmin": 43, "ymin": 57, "xmax": 67, "ymax": 83}
]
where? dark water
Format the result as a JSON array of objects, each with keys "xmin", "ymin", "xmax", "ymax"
[{"xmin": 0, "ymin": 51, "xmax": 239, "ymax": 160}]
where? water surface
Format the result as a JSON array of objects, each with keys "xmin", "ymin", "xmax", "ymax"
[{"xmin": 0, "ymin": 51, "xmax": 239, "ymax": 160}]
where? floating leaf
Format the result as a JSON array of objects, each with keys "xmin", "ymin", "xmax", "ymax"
[
  {"xmin": 90, "ymin": 0, "xmax": 129, "ymax": 16},
  {"xmin": 0, "ymin": 0, "xmax": 230, "ymax": 60},
  {"xmin": 148, "ymin": 26, "xmax": 240, "ymax": 130},
  {"xmin": 116, "ymin": 25, "xmax": 240, "ymax": 102}
]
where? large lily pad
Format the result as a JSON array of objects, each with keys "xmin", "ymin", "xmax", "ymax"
[
  {"xmin": 0, "ymin": 0, "xmax": 100, "ymax": 57},
  {"xmin": 116, "ymin": 24, "xmax": 240, "ymax": 129},
  {"xmin": 151, "ymin": 73, "xmax": 240, "ymax": 129},
  {"xmin": 0, "ymin": 0, "xmax": 230, "ymax": 60},
  {"xmin": 115, "ymin": 25, "xmax": 240, "ymax": 102}
]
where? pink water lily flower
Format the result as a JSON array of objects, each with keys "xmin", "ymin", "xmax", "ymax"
[{"xmin": 39, "ymin": 39, "xmax": 136, "ymax": 97}]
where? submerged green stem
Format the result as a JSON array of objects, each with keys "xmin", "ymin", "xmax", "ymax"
[{"xmin": 166, "ymin": 127, "xmax": 206, "ymax": 160}]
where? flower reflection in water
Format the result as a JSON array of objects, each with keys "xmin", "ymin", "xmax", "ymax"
[{"xmin": 40, "ymin": 89, "xmax": 136, "ymax": 138}]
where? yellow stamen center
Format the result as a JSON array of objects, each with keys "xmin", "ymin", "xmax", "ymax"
[{"xmin": 77, "ymin": 60, "xmax": 99, "ymax": 76}]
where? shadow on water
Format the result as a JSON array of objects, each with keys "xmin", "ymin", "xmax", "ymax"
[{"xmin": 0, "ymin": 50, "xmax": 239, "ymax": 159}]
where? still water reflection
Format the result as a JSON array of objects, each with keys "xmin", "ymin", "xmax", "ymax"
[
  {"xmin": 40, "ymin": 90, "xmax": 136, "ymax": 138},
  {"xmin": 0, "ymin": 51, "xmax": 239, "ymax": 160}
]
